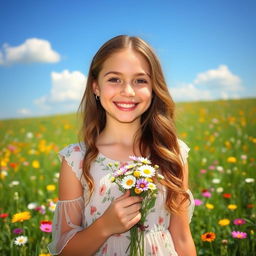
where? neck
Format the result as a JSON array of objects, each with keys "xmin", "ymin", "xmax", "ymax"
[{"xmin": 98, "ymin": 119, "xmax": 141, "ymax": 147}]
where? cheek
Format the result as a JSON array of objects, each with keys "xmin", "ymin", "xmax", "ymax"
[{"xmin": 139, "ymin": 87, "xmax": 153, "ymax": 102}]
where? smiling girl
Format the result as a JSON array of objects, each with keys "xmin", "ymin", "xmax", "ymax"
[{"xmin": 48, "ymin": 35, "xmax": 196, "ymax": 256}]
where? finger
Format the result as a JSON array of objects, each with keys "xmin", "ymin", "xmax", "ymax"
[
  {"xmin": 115, "ymin": 190, "xmax": 130, "ymax": 201},
  {"xmin": 127, "ymin": 212, "xmax": 141, "ymax": 228},
  {"xmin": 120, "ymin": 196, "xmax": 143, "ymax": 208},
  {"xmin": 124, "ymin": 203, "xmax": 142, "ymax": 215}
]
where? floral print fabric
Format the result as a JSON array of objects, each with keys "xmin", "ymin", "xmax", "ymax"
[{"xmin": 48, "ymin": 139, "xmax": 194, "ymax": 255}]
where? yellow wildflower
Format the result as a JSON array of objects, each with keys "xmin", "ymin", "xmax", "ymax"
[
  {"xmin": 205, "ymin": 203, "xmax": 214, "ymax": 210},
  {"xmin": 228, "ymin": 204, "xmax": 237, "ymax": 210},
  {"xmin": 227, "ymin": 157, "xmax": 237, "ymax": 163},
  {"xmin": 218, "ymin": 219, "xmax": 230, "ymax": 226},
  {"xmin": 134, "ymin": 188, "xmax": 143, "ymax": 194},
  {"xmin": 46, "ymin": 184, "xmax": 56, "ymax": 191},
  {"xmin": 12, "ymin": 211, "xmax": 31, "ymax": 223},
  {"xmin": 32, "ymin": 160, "xmax": 40, "ymax": 168},
  {"xmin": 133, "ymin": 171, "xmax": 141, "ymax": 177}
]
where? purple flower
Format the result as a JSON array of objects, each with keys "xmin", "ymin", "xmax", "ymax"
[
  {"xmin": 194, "ymin": 199, "xmax": 203, "ymax": 206},
  {"xmin": 231, "ymin": 231, "xmax": 247, "ymax": 239},
  {"xmin": 136, "ymin": 179, "xmax": 149, "ymax": 191},
  {"xmin": 113, "ymin": 167, "xmax": 128, "ymax": 177},
  {"xmin": 129, "ymin": 156, "xmax": 139, "ymax": 161},
  {"xmin": 233, "ymin": 218, "xmax": 246, "ymax": 225},
  {"xmin": 202, "ymin": 191, "xmax": 212, "ymax": 198},
  {"xmin": 12, "ymin": 228, "xmax": 24, "ymax": 235}
]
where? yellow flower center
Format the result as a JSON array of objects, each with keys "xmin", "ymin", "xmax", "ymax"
[
  {"xmin": 143, "ymin": 169, "xmax": 151, "ymax": 174},
  {"xmin": 126, "ymin": 180, "xmax": 133, "ymax": 186}
]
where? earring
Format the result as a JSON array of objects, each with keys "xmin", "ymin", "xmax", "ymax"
[{"xmin": 95, "ymin": 95, "xmax": 99, "ymax": 101}]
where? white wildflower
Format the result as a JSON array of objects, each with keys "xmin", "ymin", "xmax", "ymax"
[
  {"xmin": 121, "ymin": 175, "xmax": 136, "ymax": 189},
  {"xmin": 14, "ymin": 235, "xmax": 28, "ymax": 246}
]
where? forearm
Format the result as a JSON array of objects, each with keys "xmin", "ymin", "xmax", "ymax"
[
  {"xmin": 60, "ymin": 217, "xmax": 110, "ymax": 256},
  {"xmin": 173, "ymin": 237, "xmax": 197, "ymax": 256}
]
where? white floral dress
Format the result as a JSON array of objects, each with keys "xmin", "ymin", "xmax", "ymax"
[{"xmin": 48, "ymin": 139, "xmax": 195, "ymax": 256}]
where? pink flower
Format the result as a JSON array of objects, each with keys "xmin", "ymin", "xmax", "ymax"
[
  {"xmin": 73, "ymin": 146, "xmax": 81, "ymax": 152},
  {"xmin": 40, "ymin": 223, "xmax": 52, "ymax": 232},
  {"xmin": 208, "ymin": 165, "xmax": 215, "ymax": 170},
  {"xmin": 231, "ymin": 231, "xmax": 247, "ymax": 239},
  {"xmin": 90, "ymin": 206, "xmax": 97, "ymax": 215},
  {"xmin": 99, "ymin": 184, "xmax": 107, "ymax": 196},
  {"xmin": 194, "ymin": 199, "xmax": 203, "ymax": 206},
  {"xmin": 102, "ymin": 244, "xmax": 108, "ymax": 254},
  {"xmin": 136, "ymin": 179, "xmax": 149, "ymax": 191},
  {"xmin": 233, "ymin": 218, "xmax": 246, "ymax": 225},
  {"xmin": 152, "ymin": 245, "xmax": 158, "ymax": 255},
  {"xmin": 158, "ymin": 216, "xmax": 164, "ymax": 225},
  {"xmin": 79, "ymin": 159, "xmax": 83, "ymax": 169},
  {"xmin": 202, "ymin": 191, "xmax": 212, "ymax": 198},
  {"xmin": 200, "ymin": 169, "xmax": 207, "ymax": 174},
  {"xmin": 13, "ymin": 228, "xmax": 24, "ymax": 235}
]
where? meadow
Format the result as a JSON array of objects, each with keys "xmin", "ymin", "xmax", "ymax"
[{"xmin": 0, "ymin": 98, "xmax": 255, "ymax": 256}]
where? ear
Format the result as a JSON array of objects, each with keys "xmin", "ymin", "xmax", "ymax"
[{"xmin": 92, "ymin": 81, "xmax": 100, "ymax": 96}]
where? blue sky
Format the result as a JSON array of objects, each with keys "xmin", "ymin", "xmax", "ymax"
[{"xmin": 0, "ymin": 0, "xmax": 255, "ymax": 119}]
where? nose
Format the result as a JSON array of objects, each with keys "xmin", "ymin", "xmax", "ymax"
[{"xmin": 120, "ymin": 82, "xmax": 135, "ymax": 97}]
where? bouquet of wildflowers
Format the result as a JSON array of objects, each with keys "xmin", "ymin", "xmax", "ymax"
[{"xmin": 108, "ymin": 156, "xmax": 164, "ymax": 256}]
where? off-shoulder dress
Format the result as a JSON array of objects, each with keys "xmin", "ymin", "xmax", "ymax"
[{"xmin": 48, "ymin": 139, "xmax": 195, "ymax": 256}]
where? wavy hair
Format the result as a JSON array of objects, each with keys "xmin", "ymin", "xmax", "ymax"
[{"xmin": 78, "ymin": 35, "xmax": 189, "ymax": 213}]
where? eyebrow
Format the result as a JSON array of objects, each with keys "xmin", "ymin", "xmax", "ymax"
[{"xmin": 103, "ymin": 71, "xmax": 151, "ymax": 78}]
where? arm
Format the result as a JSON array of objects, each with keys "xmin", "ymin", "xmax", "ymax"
[
  {"xmin": 58, "ymin": 159, "xmax": 142, "ymax": 256},
  {"xmin": 168, "ymin": 162, "xmax": 197, "ymax": 256}
]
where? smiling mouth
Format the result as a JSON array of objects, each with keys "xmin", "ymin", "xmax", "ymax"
[{"xmin": 114, "ymin": 102, "xmax": 139, "ymax": 110}]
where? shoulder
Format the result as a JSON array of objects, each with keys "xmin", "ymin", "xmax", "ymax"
[
  {"xmin": 58, "ymin": 142, "xmax": 86, "ymax": 180},
  {"xmin": 177, "ymin": 139, "xmax": 190, "ymax": 164}
]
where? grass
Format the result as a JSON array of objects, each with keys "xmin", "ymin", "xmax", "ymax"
[{"xmin": 0, "ymin": 98, "xmax": 255, "ymax": 255}]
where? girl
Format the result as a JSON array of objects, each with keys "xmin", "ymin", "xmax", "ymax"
[{"xmin": 48, "ymin": 35, "xmax": 196, "ymax": 256}]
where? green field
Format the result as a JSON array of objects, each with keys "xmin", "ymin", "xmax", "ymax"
[{"xmin": 0, "ymin": 98, "xmax": 255, "ymax": 256}]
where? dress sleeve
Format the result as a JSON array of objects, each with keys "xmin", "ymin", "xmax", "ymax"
[
  {"xmin": 58, "ymin": 143, "xmax": 84, "ymax": 181},
  {"xmin": 177, "ymin": 139, "xmax": 190, "ymax": 165},
  {"xmin": 48, "ymin": 143, "xmax": 87, "ymax": 255},
  {"xmin": 186, "ymin": 189, "xmax": 195, "ymax": 224},
  {"xmin": 47, "ymin": 197, "xmax": 85, "ymax": 255}
]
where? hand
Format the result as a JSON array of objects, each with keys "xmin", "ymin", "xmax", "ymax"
[{"xmin": 100, "ymin": 190, "xmax": 142, "ymax": 236}]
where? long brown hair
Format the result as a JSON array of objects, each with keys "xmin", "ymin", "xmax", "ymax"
[{"xmin": 78, "ymin": 35, "xmax": 189, "ymax": 213}]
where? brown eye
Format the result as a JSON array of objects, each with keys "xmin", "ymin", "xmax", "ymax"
[
  {"xmin": 108, "ymin": 77, "xmax": 121, "ymax": 83},
  {"xmin": 136, "ymin": 79, "xmax": 147, "ymax": 84}
]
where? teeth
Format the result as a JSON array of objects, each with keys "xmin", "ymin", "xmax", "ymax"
[{"xmin": 116, "ymin": 103, "xmax": 136, "ymax": 108}]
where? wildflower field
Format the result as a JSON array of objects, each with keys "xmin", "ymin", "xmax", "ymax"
[{"xmin": 0, "ymin": 98, "xmax": 255, "ymax": 256}]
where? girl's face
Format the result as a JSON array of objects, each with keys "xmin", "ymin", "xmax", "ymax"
[{"xmin": 93, "ymin": 48, "xmax": 153, "ymax": 125}]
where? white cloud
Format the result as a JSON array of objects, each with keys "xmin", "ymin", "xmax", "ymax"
[
  {"xmin": 0, "ymin": 38, "xmax": 60, "ymax": 65},
  {"xmin": 170, "ymin": 83, "xmax": 212, "ymax": 101},
  {"xmin": 194, "ymin": 65, "xmax": 243, "ymax": 91},
  {"xmin": 171, "ymin": 65, "xmax": 245, "ymax": 102},
  {"xmin": 34, "ymin": 70, "xmax": 86, "ymax": 111},
  {"xmin": 17, "ymin": 108, "xmax": 31, "ymax": 115}
]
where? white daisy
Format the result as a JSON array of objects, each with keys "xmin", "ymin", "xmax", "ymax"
[
  {"xmin": 212, "ymin": 178, "xmax": 221, "ymax": 184},
  {"xmin": 148, "ymin": 183, "xmax": 157, "ymax": 190},
  {"xmin": 124, "ymin": 170, "xmax": 133, "ymax": 175},
  {"xmin": 137, "ymin": 157, "xmax": 151, "ymax": 165},
  {"xmin": 121, "ymin": 175, "xmax": 136, "ymax": 189},
  {"xmin": 14, "ymin": 235, "xmax": 28, "ymax": 246},
  {"xmin": 27, "ymin": 202, "xmax": 37, "ymax": 210},
  {"xmin": 245, "ymin": 178, "xmax": 254, "ymax": 183},
  {"xmin": 138, "ymin": 165, "xmax": 155, "ymax": 177},
  {"xmin": 216, "ymin": 187, "xmax": 224, "ymax": 193},
  {"xmin": 48, "ymin": 202, "xmax": 56, "ymax": 212}
]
